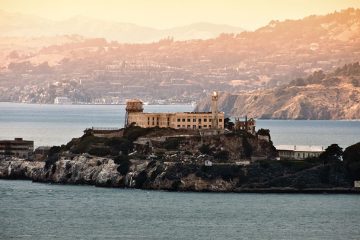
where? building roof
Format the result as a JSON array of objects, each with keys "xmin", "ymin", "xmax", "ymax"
[{"xmin": 276, "ymin": 145, "xmax": 324, "ymax": 152}]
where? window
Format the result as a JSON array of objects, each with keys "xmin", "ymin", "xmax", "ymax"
[
  {"xmin": 177, "ymin": 118, "xmax": 180, "ymax": 122},
  {"xmin": 193, "ymin": 118, "xmax": 196, "ymax": 122},
  {"xmin": 203, "ymin": 125, "xmax": 207, "ymax": 128},
  {"xmin": 187, "ymin": 119, "xmax": 191, "ymax": 122},
  {"xmin": 204, "ymin": 118, "xmax": 207, "ymax": 122},
  {"xmin": 198, "ymin": 119, "xmax": 201, "ymax": 123},
  {"xmin": 177, "ymin": 125, "xmax": 180, "ymax": 128},
  {"xmin": 187, "ymin": 125, "xmax": 191, "ymax": 128},
  {"xmin": 219, "ymin": 119, "xmax": 222, "ymax": 122},
  {"xmin": 182, "ymin": 119, "xmax": 185, "ymax": 122}
]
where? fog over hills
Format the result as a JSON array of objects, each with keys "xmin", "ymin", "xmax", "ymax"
[{"xmin": 0, "ymin": 10, "xmax": 244, "ymax": 42}]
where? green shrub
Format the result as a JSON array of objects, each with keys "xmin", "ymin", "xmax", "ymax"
[
  {"xmin": 319, "ymin": 144, "xmax": 343, "ymax": 164},
  {"xmin": 116, "ymin": 161, "xmax": 131, "ymax": 175},
  {"xmin": 113, "ymin": 155, "xmax": 129, "ymax": 164},
  {"xmin": 71, "ymin": 135, "xmax": 105, "ymax": 154},
  {"xmin": 343, "ymin": 142, "xmax": 360, "ymax": 180},
  {"xmin": 106, "ymin": 137, "xmax": 133, "ymax": 155},
  {"xmin": 88, "ymin": 147, "xmax": 111, "ymax": 157},
  {"xmin": 257, "ymin": 128, "xmax": 270, "ymax": 137},
  {"xmin": 114, "ymin": 155, "xmax": 131, "ymax": 175},
  {"xmin": 242, "ymin": 137, "xmax": 253, "ymax": 158},
  {"xmin": 199, "ymin": 144, "xmax": 211, "ymax": 154},
  {"xmin": 123, "ymin": 126, "xmax": 151, "ymax": 142},
  {"xmin": 45, "ymin": 146, "xmax": 62, "ymax": 169},
  {"xmin": 163, "ymin": 138, "xmax": 181, "ymax": 150},
  {"xmin": 171, "ymin": 180, "xmax": 182, "ymax": 190}
]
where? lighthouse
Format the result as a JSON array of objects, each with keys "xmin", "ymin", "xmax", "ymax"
[{"xmin": 211, "ymin": 91, "xmax": 219, "ymax": 129}]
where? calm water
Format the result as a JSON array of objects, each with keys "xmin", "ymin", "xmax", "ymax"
[
  {"xmin": 0, "ymin": 103, "xmax": 359, "ymax": 148},
  {"xmin": 0, "ymin": 180, "xmax": 359, "ymax": 240},
  {"xmin": 1, "ymin": 104, "xmax": 360, "ymax": 239}
]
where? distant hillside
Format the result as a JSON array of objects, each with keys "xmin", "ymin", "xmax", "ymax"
[
  {"xmin": 195, "ymin": 63, "xmax": 360, "ymax": 120},
  {"xmin": 1, "ymin": 8, "xmax": 360, "ymax": 104},
  {"xmin": 0, "ymin": 10, "xmax": 244, "ymax": 42}
]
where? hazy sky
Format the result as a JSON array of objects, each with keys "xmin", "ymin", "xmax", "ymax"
[{"xmin": 1, "ymin": 0, "xmax": 360, "ymax": 29}]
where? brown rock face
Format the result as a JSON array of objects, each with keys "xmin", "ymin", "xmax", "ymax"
[{"xmin": 195, "ymin": 69, "xmax": 360, "ymax": 120}]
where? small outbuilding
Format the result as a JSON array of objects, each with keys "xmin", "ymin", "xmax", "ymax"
[{"xmin": 204, "ymin": 160, "xmax": 213, "ymax": 166}]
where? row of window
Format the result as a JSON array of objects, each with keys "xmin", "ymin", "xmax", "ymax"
[
  {"xmin": 177, "ymin": 118, "xmax": 222, "ymax": 123},
  {"xmin": 176, "ymin": 125, "xmax": 212, "ymax": 129}
]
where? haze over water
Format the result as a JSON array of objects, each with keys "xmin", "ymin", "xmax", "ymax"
[{"xmin": 0, "ymin": 103, "xmax": 359, "ymax": 148}]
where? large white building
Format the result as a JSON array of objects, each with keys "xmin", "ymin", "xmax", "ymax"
[
  {"xmin": 276, "ymin": 145, "xmax": 324, "ymax": 160},
  {"xmin": 125, "ymin": 92, "xmax": 224, "ymax": 130}
]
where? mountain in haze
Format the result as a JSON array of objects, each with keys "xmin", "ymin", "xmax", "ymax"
[
  {"xmin": 0, "ymin": 10, "xmax": 244, "ymax": 42},
  {"xmin": 195, "ymin": 63, "xmax": 360, "ymax": 120}
]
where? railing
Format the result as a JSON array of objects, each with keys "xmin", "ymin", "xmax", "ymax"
[{"xmin": 91, "ymin": 127, "xmax": 120, "ymax": 131}]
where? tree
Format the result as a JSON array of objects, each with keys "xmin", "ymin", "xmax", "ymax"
[
  {"xmin": 319, "ymin": 144, "xmax": 343, "ymax": 164},
  {"xmin": 224, "ymin": 118, "xmax": 234, "ymax": 130},
  {"xmin": 343, "ymin": 142, "xmax": 360, "ymax": 180}
]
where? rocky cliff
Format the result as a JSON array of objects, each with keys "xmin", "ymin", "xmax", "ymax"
[
  {"xmin": 195, "ymin": 63, "xmax": 360, "ymax": 119},
  {"xmin": 0, "ymin": 155, "xmax": 355, "ymax": 192}
]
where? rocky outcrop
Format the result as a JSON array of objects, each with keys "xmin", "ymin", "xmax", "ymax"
[
  {"xmin": 0, "ymin": 156, "xmax": 123, "ymax": 187},
  {"xmin": 195, "ymin": 64, "xmax": 360, "ymax": 119}
]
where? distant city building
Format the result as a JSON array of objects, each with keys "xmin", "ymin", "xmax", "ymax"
[
  {"xmin": 125, "ymin": 92, "xmax": 224, "ymax": 130},
  {"xmin": 54, "ymin": 97, "xmax": 72, "ymax": 104},
  {"xmin": 0, "ymin": 138, "xmax": 34, "ymax": 159},
  {"xmin": 276, "ymin": 145, "xmax": 324, "ymax": 160}
]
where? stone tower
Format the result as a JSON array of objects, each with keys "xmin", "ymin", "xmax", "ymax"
[{"xmin": 125, "ymin": 99, "xmax": 143, "ymax": 127}]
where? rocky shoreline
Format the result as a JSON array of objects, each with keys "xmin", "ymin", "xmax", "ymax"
[{"xmin": 1, "ymin": 156, "xmax": 359, "ymax": 194}]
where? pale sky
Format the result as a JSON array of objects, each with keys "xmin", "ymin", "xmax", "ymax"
[{"xmin": 1, "ymin": 0, "xmax": 360, "ymax": 30}]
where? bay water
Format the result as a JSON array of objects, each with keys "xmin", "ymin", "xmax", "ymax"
[
  {"xmin": 0, "ymin": 180, "xmax": 359, "ymax": 240},
  {"xmin": 1, "ymin": 103, "xmax": 360, "ymax": 239}
]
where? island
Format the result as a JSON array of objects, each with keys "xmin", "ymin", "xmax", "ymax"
[
  {"xmin": 1, "ymin": 94, "xmax": 359, "ymax": 193},
  {"xmin": 1, "ymin": 124, "xmax": 359, "ymax": 193}
]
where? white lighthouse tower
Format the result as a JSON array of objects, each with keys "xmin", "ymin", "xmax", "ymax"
[{"xmin": 211, "ymin": 91, "xmax": 219, "ymax": 129}]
